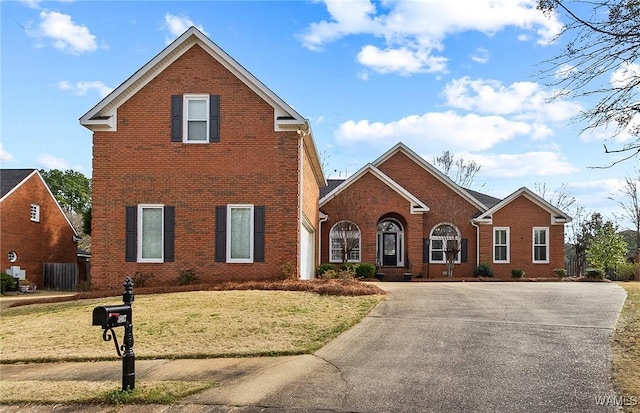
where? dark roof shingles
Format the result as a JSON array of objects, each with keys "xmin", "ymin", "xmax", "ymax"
[{"xmin": 0, "ymin": 169, "xmax": 36, "ymax": 198}]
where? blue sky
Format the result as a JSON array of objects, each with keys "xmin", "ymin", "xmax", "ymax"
[{"xmin": 1, "ymin": 0, "xmax": 637, "ymax": 228}]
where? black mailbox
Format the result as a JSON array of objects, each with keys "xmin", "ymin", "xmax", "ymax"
[{"xmin": 92, "ymin": 305, "xmax": 131, "ymax": 329}]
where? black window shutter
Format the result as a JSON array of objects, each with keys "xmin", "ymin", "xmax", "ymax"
[
  {"xmin": 209, "ymin": 95, "xmax": 220, "ymax": 142},
  {"xmin": 461, "ymin": 238, "xmax": 468, "ymax": 263},
  {"xmin": 423, "ymin": 238, "xmax": 430, "ymax": 263},
  {"xmin": 171, "ymin": 95, "xmax": 182, "ymax": 142},
  {"xmin": 215, "ymin": 206, "xmax": 226, "ymax": 262},
  {"xmin": 125, "ymin": 206, "xmax": 137, "ymax": 262},
  {"xmin": 254, "ymin": 206, "xmax": 265, "ymax": 262},
  {"xmin": 164, "ymin": 206, "xmax": 175, "ymax": 262}
]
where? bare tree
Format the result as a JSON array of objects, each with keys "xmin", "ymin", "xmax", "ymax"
[
  {"xmin": 433, "ymin": 150, "xmax": 482, "ymax": 188},
  {"xmin": 534, "ymin": 182, "xmax": 576, "ymax": 211},
  {"xmin": 326, "ymin": 190, "xmax": 374, "ymax": 265},
  {"xmin": 610, "ymin": 167, "xmax": 640, "ymax": 278},
  {"xmin": 538, "ymin": 0, "xmax": 640, "ymax": 166},
  {"xmin": 434, "ymin": 199, "xmax": 475, "ymax": 277}
]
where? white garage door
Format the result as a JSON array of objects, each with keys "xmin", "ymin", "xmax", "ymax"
[{"xmin": 300, "ymin": 224, "xmax": 315, "ymax": 280}]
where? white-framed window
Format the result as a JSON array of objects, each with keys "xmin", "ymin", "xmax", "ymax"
[
  {"xmin": 430, "ymin": 223, "xmax": 460, "ymax": 263},
  {"xmin": 330, "ymin": 221, "xmax": 361, "ymax": 263},
  {"xmin": 137, "ymin": 204, "xmax": 164, "ymax": 263},
  {"xmin": 227, "ymin": 205, "xmax": 254, "ymax": 263},
  {"xmin": 183, "ymin": 94, "xmax": 209, "ymax": 143},
  {"xmin": 30, "ymin": 204, "xmax": 40, "ymax": 222},
  {"xmin": 493, "ymin": 227, "xmax": 510, "ymax": 263},
  {"xmin": 7, "ymin": 251, "xmax": 17, "ymax": 263},
  {"xmin": 533, "ymin": 227, "xmax": 549, "ymax": 263}
]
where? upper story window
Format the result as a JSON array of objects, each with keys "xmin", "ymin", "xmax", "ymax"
[
  {"xmin": 30, "ymin": 204, "xmax": 40, "ymax": 222},
  {"xmin": 533, "ymin": 227, "xmax": 549, "ymax": 263},
  {"xmin": 183, "ymin": 94, "xmax": 209, "ymax": 143}
]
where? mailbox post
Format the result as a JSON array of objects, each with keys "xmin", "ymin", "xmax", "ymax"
[{"xmin": 92, "ymin": 277, "xmax": 135, "ymax": 391}]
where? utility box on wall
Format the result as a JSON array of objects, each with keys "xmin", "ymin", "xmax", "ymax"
[{"xmin": 6, "ymin": 266, "xmax": 26, "ymax": 280}]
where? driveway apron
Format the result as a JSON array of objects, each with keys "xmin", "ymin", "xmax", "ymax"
[{"xmin": 190, "ymin": 282, "xmax": 626, "ymax": 413}]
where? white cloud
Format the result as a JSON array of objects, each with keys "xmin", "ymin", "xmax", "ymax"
[
  {"xmin": 36, "ymin": 154, "xmax": 72, "ymax": 170},
  {"xmin": 470, "ymin": 47, "xmax": 490, "ymax": 64},
  {"xmin": 300, "ymin": 0, "xmax": 563, "ymax": 75},
  {"xmin": 0, "ymin": 143, "xmax": 16, "ymax": 163},
  {"xmin": 442, "ymin": 77, "xmax": 581, "ymax": 122},
  {"xmin": 554, "ymin": 63, "xmax": 578, "ymax": 80},
  {"xmin": 335, "ymin": 111, "xmax": 540, "ymax": 152},
  {"xmin": 468, "ymin": 152, "xmax": 579, "ymax": 177},
  {"xmin": 163, "ymin": 13, "xmax": 207, "ymax": 43},
  {"xmin": 57, "ymin": 80, "xmax": 113, "ymax": 98},
  {"xmin": 610, "ymin": 62, "xmax": 640, "ymax": 89},
  {"xmin": 33, "ymin": 11, "xmax": 97, "ymax": 54}
]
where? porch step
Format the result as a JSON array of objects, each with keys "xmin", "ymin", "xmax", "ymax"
[{"xmin": 376, "ymin": 267, "xmax": 412, "ymax": 282}]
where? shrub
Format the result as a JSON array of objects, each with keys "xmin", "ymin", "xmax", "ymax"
[
  {"xmin": 279, "ymin": 261, "xmax": 296, "ymax": 280},
  {"xmin": 554, "ymin": 268, "xmax": 567, "ymax": 278},
  {"xmin": 585, "ymin": 268, "xmax": 604, "ymax": 279},
  {"xmin": 319, "ymin": 266, "xmax": 356, "ymax": 280},
  {"xmin": 511, "ymin": 269, "xmax": 525, "ymax": 278},
  {"xmin": 176, "ymin": 268, "xmax": 200, "ymax": 285},
  {"xmin": 131, "ymin": 271, "xmax": 154, "ymax": 288},
  {"xmin": 0, "ymin": 272, "xmax": 17, "ymax": 293},
  {"xmin": 317, "ymin": 263, "xmax": 338, "ymax": 277},
  {"xmin": 474, "ymin": 263, "xmax": 494, "ymax": 277},
  {"xmin": 355, "ymin": 263, "xmax": 376, "ymax": 278},
  {"xmin": 614, "ymin": 263, "xmax": 639, "ymax": 281}
]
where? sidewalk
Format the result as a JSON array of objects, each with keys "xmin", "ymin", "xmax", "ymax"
[{"xmin": 0, "ymin": 355, "xmax": 321, "ymax": 412}]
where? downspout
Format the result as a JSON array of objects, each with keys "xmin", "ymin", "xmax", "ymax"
[
  {"xmin": 319, "ymin": 212, "xmax": 329, "ymax": 275},
  {"xmin": 471, "ymin": 220, "xmax": 480, "ymax": 267}
]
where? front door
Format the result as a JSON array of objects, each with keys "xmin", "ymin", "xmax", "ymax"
[{"xmin": 383, "ymin": 233, "xmax": 397, "ymax": 266}]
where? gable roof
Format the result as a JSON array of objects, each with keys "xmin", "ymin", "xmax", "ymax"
[
  {"xmin": 1, "ymin": 169, "xmax": 36, "ymax": 199},
  {"xmin": 320, "ymin": 179, "xmax": 346, "ymax": 199},
  {"xmin": 464, "ymin": 188, "xmax": 502, "ymax": 209},
  {"xmin": 0, "ymin": 169, "xmax": 79, "ymax": 237},
  {"xmin": 372, "ymin": 142, "xmax": 489, "ymax": 211},
  {"xmin": 319, "ymin": 164, "xmax": 429, "ymax": 214},
  {"xmin": 474, "ymin": 187, "xmax": 572, "ymax": 225},
  {"xmin": 79, "ymin": 26, "xmax": 325, "ymax": 186}
]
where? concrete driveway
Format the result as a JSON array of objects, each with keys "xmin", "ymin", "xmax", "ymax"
[{"xmin": 185, "ymin": 281, "xmax": 627, "ymax": 412}]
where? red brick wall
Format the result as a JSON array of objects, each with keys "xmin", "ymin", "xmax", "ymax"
[
  {"xmin": 0, "ymin": 173, "xmax": 77, "ymax": 287},
  {"xmin": 91, "ymin": 45, "xmax": 303, "ymax": 289},
  {"xmin": 479, "ymin": 195, "xmax": 565, "ymax": 278},
  {"xmin": 320, "ymin": 171, "xmax": 424, "ymax": 271},
  {"xmin": 301, "ymin": 141, "xmax": 321, "ymax": 272},
  {"xmin": 377, "ymin": 151, "xmax": 482, "ymax": 277}
]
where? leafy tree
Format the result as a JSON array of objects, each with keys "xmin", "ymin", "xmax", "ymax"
[
  {"xmin": 586, "ymin": 220, "xmax": 628, "ymax": 275},
  {"xmin": 538, "ymin": 0, "xmax": 640, "ymax": 166},
  {"xmin": 39, "ymin": 169, "xmax": 92, "ymax": 250},
  {"xmin": 39, "ymin": 169, "xmax": 91, "ymax": 214},
  {"xmin": 433, "ymin": 150, "xmax": 482, "ymax": 188}
]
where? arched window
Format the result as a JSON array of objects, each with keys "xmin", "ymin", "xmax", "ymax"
[
  {"xmin": 330, "ymin": 221, "xmax": 361, "ymax": 263},
  {"xmin": 430, "ymin": 223, "xmax": 460, "ymax": 263}
]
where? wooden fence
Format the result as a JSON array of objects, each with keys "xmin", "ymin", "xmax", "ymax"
[{"xmin": 43, "ymin": 263, "xmax": 78, "ymax": 291}]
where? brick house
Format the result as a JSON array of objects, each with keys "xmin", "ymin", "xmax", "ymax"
[
  {"xmin": 0, "ymin": 169, "xmax": 79, "ymax": 287},
  {"xmin": 80, "ymin": 27, "xmax": 326, "ymax": 289},
  {"xmin": 319, "ymin": 143, "xmax": 571, "ymax": 279}
]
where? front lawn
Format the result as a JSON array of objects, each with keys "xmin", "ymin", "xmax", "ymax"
[{"xmin": 0, "ymin": 290, "xmax": 384, "ymax": 363}]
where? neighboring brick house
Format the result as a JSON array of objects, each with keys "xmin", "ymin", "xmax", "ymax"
[
  {"xmin": 0, "ymin": 169, "xmax": 79, "ymax": 287},
  {"xmin": 80, "ymin": 27, "xmax": 326, "ymax": 289},
  {"xmin": 319, "ymin": 143, "xmax": 571, "ymax": 279}
]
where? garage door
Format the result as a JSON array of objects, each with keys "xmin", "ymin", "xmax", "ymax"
[{"xmin": 300, "ymin": 224, "xmax": 315, "ymax": 280}]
